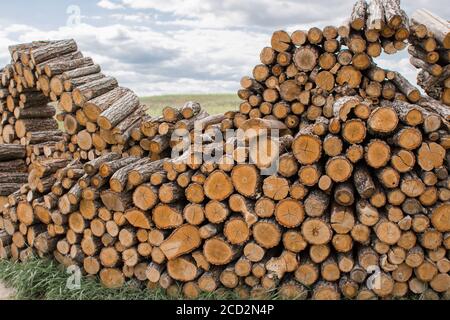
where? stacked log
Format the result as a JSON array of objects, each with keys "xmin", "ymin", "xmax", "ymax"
[
  {"xmin": 5, "ymin": 39, "xmax": 149, "ymax": 162},
  {"xmin": 3, "ymin": 96, "xmax": 449, "ymax": 299},
  {"xmin": 0, "ymin": 0, "xmax": 449, "ymax": 300},
  {"xmin": 342, "ymin": 0, "xmax": 410, "ymax": 57},
  {"xmin": 408, "ymin": 9, "xmax": 450, "ymax": 106}
]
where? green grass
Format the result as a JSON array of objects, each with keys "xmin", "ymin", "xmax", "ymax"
[
  {"xmin": 140, "ymin": 94, "xmax": 240, "ymax": 117},
  {"xmin": 0, "ymin": 257, "xmax": 166, "ymax": 300},
  {"xmin": 0, "ymin": 257, "xmax": 277, "ymax": 300}
]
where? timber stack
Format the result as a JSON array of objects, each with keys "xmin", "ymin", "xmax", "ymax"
[
  {"xmin": 4, "ymin": 39, "xmax": 149, "ymax": 163},
  {"xmin": 0, "ymin": 0, "xmax": 449, "ymax": 300},
  {"xmin": 408, "ymin": 9, "xmax": 450, "ymax": 106}
]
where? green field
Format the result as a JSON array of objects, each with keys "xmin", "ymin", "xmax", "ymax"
[{"xmin": 140, "ymin": 94, "xmax": 240, "ymax": 117}]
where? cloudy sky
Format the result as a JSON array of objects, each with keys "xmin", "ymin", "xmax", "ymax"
[{"xmin": 0, "ymin": 0, "xmax": 448, "ymax": 96}]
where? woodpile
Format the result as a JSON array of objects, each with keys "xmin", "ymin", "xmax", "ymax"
[
  {"xmin": 0, "ymin": 1, "xmax": 449, "ymax": 300},
  {"xmin": 4, "ymin": 39, "xmax": 149, "ymax": 163},
  {"xmin": 409, "ymin": 9, "xmax": 450, "ymax": 106}
]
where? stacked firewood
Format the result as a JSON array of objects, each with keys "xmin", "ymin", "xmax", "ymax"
[
  {"xmin": 342, "ymin": 0, "xmax": 410, "ymax": 57},
  {"xmin": 3, "ymin": 95, "xmax": 449, "ymax": 300},
  {"xmin": 5, "ymin": 40, "xmax": 148, "ymax": 162},
  {"xmin": 408, "ymin": 9, "xmax": 450, "ymax": 106},
  {"xmin": 0, "ymin": 1, "xmax": 449, "ymax": 300}
]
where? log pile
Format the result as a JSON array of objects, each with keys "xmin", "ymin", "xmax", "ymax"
[
  {"xmin": 409, "ymin": 9, "xmax": 450, "ymax": 106},
  {"xmin": 0, "ymin": 1, "xmax": 449, "ymax": 300},
  {"xmin": 4, "ymin": 40, "xmax": 149, "ymax": 163},
  {"xmin": 342, "ymin": 0, "xmax": 410, "ymax": 56},
  {"xmin": 0, "ymin": 68, "xmax": 67, "ymax": 200}
]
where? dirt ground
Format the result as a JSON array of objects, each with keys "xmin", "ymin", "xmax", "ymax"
[{"xmin": 0, "ymin": 282, "xmax": 14, "ymax": 300}]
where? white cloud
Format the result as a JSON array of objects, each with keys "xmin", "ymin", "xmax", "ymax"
[
  {"xmin": 2, "ymin": 0, "xmax": 445, "ymax": 96},
  {"xmin": 0, "ymin": 20, "xmax": 268, "ymax": 95},
  {"xmin": 109, "ymin": 13, "xmax": 152, "ymax": 22},
  {"xmin": 97, "ymin": 0, "xmax": 124, "ymax": 10},
  {"xmin": 103, "ymin": 0, "xmax": 354, "ymax": 29}
]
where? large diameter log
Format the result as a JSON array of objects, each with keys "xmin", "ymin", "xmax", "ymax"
[
  {"xmin": 0, "ymin": 144, "xmax": 25, "ymax": 161},
  {"xmin": 99, "ymin": 268, "xmax": 124, "ymax": 289},
  {"xmin": 97, "ymin": 91, "xmax": 140, "ymax": 130},
  {"xmin": 231, "ymin": 164, "xmax": 261, "ymax": 199},
  {"xmin": 292, "ymin": 125, "xmax": 322, "ymax": 165},
  {"xmin": 61, "ymin": 73, "xmax": 105, "ymax": 94},
  {"xmin": 294, "ymin": 45, "xmax": 319, "ymax": 72},
  {"xmin": 167, "ymin": 256, "xmax": 200, "ymax": 282},
  {"xmin": 204, "ymin": 170, "xmax": 234, "ymax": 202},
  {"xmin": 367, "ymin": 106, "xmax": 399, "ymax": 134},
  {"xmin": 0, "ymin": 160, "xmax": 27, "ymax": 173},
  {"xmin": 14, "ymin": 104, "xmax": 56, "ymax": 119},
  {"xmin": 72, "ymin": 76, "xmax": 118, "ymax": 107},
  {"xmin": 160, "ymin": 225, "xmax": 201, "ymax": 260},
  {"xmin": 61, "ymin": 64, "xmax": 101, "ymax": 81},
  {"xmin": 204, "ymin": 237, "xmax": 240, "ymax": 266},
  {"xmin": 271, "ymin": 30, "xmax": 291, "ymax": 53},
  {"xmin": 15, "ymin": 119, "xmax": 58, "ymax": 138},
  {"xmin": 0, "ymin": 173, "xmax": 28, "ymax": 184},
  {"xmin": 44, "ymin": 57, "xmax": 93, "ymax": 77},
  {"xmin": 31, "ymin": 39, "xmax": 78, "ymax": 65}
]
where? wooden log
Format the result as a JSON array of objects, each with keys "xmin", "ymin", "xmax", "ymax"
[
  {"xmin": 293, "ymin": 45, "xmax": 319, "ymax": 72},
  {"xmin": 15, "ymin": 118, "xmax": 58, "ymax": 138},
  {"xmin": 203, "ymin": 170, "xmax": 234, "ymax": 202},
  {"xmin": 350, "ymin": 0, "xmax": 367, "ymax": 30},
  {"xmin": 275, "ymin": 198, "xmax": 305, "ymax": 228},
  {"xmin": 204, "ymin": 237, "xmax": 240, "ymax": 266},
  {"xmin": 271, "ymin": 30, "xmax": 291, "ymax": 53},
  {"xmin": 72, "ymin": 76, "xmax": 118, "ymax": 107},
  {"xmin": 411, "ymin": 9, "xmax": 450, "ymax": 49},
  {"xmin": 160, "ymin": 225, "xmax": 201, "ymax": 260},
  {"xmin": 97, "ymin": 91, "xmax": 140, "ymax": 130},
  {"xmin": 292, "ymin": 125, "xmax": 322, "ymax": 165},
  {"xmin": 392, "ymin": 72, "xmax": 421, "ymax": 103},
  {"xmin": 252, "ymin": 220, "xmax": 282, "ymax": 249},
  {"xmin": 152, "ymin": 204, "xmax": 183, "ymax": 230},
  {"xmin": 31, "ymin": 39, "xmax": 78, "ymax": 65}
]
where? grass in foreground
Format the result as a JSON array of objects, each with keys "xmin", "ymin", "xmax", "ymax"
[
  {"xmin": 140, "ymin": 94, "xmax": 240, "ymax": 117},
  {"xmin": 0, "ymin": 257, "xmax": 278, "ymax": 300},
  {"xmin": 0, "ymin": 257, "xmax": 165, "ymax": 300}
]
